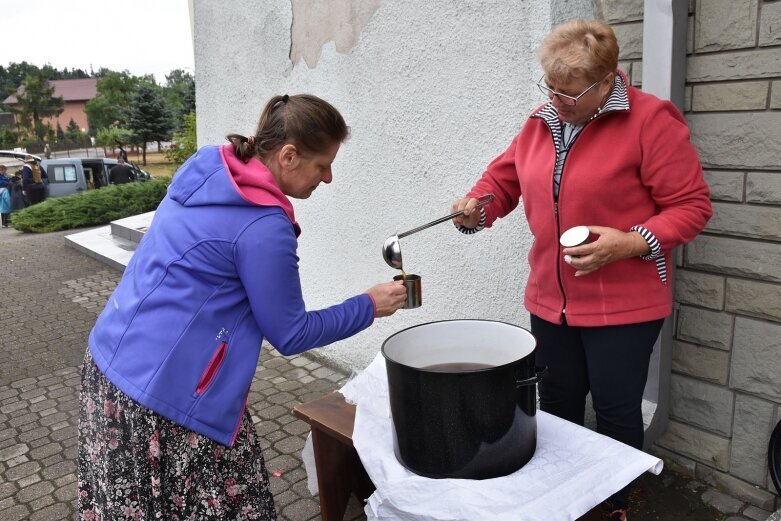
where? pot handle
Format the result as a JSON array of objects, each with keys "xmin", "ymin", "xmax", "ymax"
[{"xmin": 516, "ymin": 366, "xmax": 549, "ymax": 387}]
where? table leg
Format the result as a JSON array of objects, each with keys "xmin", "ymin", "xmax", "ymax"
[
  {"xmin": 350, "ymin": 456, "xmax": 375, "ymax": 504},
  {"xmin": 293, "ymin": 393, "xmax": 376, "ymax": 520},
  {"xmin": 311, "ymin": 426, "xmax": 371, "ymax": 520}
]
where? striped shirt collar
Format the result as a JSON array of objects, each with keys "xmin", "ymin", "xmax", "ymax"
[{"xmin": 533, "ymin": 70, "xmax": 630, "ymax": 153}]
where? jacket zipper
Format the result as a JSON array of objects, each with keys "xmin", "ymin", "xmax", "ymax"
[
  {"xmin": 551, "ymin": 120, "xmax": 589, "ymax": 322},
  {"xmin": 195, "ymin": 341, "xmax": 228, "ymax": 395},
  {"xmin": 553, "ymin": 200, "xmax": 566, "ymax": 320},
  {"xmin": 534, "ymin": 91, "xmax": 622, "ymax": 322},
  {"xmin": 546, "ymin": 122, "xmax": 567, "ymax": 322},
  {"xmin": 230, "ymin": 389, "xmax": 250, "ymax": 446}
]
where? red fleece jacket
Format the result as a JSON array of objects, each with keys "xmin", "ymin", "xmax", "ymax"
[{"xmin": 468, "ymin": 82, "xmax": 712, "ymax": 326}]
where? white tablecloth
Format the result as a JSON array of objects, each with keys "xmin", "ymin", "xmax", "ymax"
[{"xmin": 303, "ymin": 353, "xmax": 663, "ymax": 521}]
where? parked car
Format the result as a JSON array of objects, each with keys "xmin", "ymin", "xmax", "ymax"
[{"xmin": 0, "ymin": 151, "xmax": 152, "ymax": 199}]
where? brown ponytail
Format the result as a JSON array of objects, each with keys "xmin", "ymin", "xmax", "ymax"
[
  {"xmin": 227, "ymin": 94, "xmax": 349, "ymax": 163},
  {"xmin": 226, "ymin": 134, "xmax": 256, "ymax": 161}
]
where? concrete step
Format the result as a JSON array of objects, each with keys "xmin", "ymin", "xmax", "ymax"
[
  {"xmin": 109, "ymin": 211, "xmax": 152, "ymax": 244},
  {"xmin": 65, "ymin": 211, "xmax": 153, "ymax": 270}
]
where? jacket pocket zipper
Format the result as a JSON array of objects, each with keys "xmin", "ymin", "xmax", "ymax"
[{"xmin": 196, "ymin": 341, "xmax": 228, "ymax": 395}]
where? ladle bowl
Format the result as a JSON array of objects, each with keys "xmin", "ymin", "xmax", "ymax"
[
  {"xmin": 383, "ymin": 235, "xmax": 404, "ymax": 269},
  {"xmin": 382, "ymin": 194, "xmax": 494, "ymax": 269}
]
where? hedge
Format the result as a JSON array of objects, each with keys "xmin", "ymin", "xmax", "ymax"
[{"xmin": 11, "ymin": 178, "xmax": 171, "ymax": 233}]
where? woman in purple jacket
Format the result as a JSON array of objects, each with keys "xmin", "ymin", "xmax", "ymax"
[{"xmin": 78, "ymin": 94, "xmax": 407, "ymax": 520}]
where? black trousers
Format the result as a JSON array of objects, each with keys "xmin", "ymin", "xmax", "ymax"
[
  {"xmin": 530, "ymin": 314, "xmax": 664, "ymax": 509},
  {"xmin": 26, "ymin": 185, "xmax": 46, "ymax": 205}
]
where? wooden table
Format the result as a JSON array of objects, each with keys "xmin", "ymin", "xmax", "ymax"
[
  {"xmin": 293, "ymin": 392, "xmax": 605, "ymax": 521},
  {"xmin": 292, "ymin": 392, "xmax": 375, "ymax": 521}
]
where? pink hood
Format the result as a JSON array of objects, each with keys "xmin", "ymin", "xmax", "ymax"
[{"xmin": 219, "ymin": 144, "xmax": 300, "ymax": 236}]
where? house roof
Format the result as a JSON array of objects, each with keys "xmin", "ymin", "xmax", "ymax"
[{"xmin": 3, "ymin": 78, "xmax": 98, "ymax": 105}]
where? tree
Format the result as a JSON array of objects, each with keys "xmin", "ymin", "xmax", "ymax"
[
  {"xmin": 0, "ymin": 62, "xmax": 90, "ymax": 108},
  {"xmin": 9, "ymin": 71, "xmax": 64, "ymax": 140},
  {"xmin": 64, "ymin": 118, "xmax": 84, "ymax": 141},
  {"xmin": 127, "ymin": 84, "xmax": 172, "ymax": 164},
  {"xmin": 0, "ymin": 61, "xmax": 40, "ymax": 100},
  {"xmin": 165, "ymin": 112, "xmax": 197, "ymax": 166},
  {"xmin": 85, "ymin": 71, "xmax": 143, "ymax": 132},
  {"xmin": 95, "ymin": 126, "xmax": 134, "ymax": 156},
  {"xmin": 39, "ymin": 63, "xmax": 89, "ymax": 80},
  {"xmin": 164, "ymin": 69, "xmax": 195, "ymax": 132},
  {"xmin": 0, "ymin": 62, "xmax": 192, "ymax": 151},
  {"xmin": 0, "ymin": 129, "xmax": 18, "ymax": 149}
]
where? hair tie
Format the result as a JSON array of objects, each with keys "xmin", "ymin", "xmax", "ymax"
[
  {"xmin": 246, "ymin": 135, "xmax": 255, "ymax": 146},
  {"xmin": 272, "ymin": 95, "xmax": 290, "ymax": 110}
]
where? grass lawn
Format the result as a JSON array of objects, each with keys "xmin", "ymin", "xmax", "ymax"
[{"xmin": 135, "ymin": 152, "xmax": 179, "ymax": 178}]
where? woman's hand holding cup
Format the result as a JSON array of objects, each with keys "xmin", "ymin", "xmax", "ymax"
[
  {"xmin": 366, "ymin": 280, "xmax": 408, "ymax": 317},
  {"xmin": 561, "ymin": 225, "xmax": 652, "ymax": 276}
]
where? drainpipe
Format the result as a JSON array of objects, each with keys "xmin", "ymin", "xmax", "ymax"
[{"xmin": 640, "ymin": 0, "xmax": 688, "ymax": 450}]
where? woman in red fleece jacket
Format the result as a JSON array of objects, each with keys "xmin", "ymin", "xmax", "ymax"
[{"xmin": 451, "ymin": 19, "xmax": 712, "ymax": 521}]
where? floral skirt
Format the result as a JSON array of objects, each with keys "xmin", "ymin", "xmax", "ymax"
[{"xmin": 78, "ymin": 349, "xmax": 277, "ymax": 520}]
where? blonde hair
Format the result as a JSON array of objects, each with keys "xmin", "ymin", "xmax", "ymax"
[{"xmin": 538, "ymin": 19, "xmax": 619, "ymax": 84}]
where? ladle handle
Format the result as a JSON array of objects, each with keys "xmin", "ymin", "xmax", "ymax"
[{"xmin": 397, "ymin": 194, "xmax": 494, "ymax": 239}]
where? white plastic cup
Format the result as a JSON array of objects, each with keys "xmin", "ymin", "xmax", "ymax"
[{"xmin": 560, "ymin": 225, "xmax": 592, "ymax": 248}]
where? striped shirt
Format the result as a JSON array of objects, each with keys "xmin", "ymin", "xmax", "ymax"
[{"xmin": 553, "ymin": 122, "xmax": 583, "ymax": 199}]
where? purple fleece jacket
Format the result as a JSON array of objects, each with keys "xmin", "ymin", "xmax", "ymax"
[{"xmin": 88, "ymin": 145, "xmax": 375, "ymax": 446}]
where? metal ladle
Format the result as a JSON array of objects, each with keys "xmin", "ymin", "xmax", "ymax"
[{"xmin": 382, "ymin": 194, "xmax": 494, "ymax": 269}]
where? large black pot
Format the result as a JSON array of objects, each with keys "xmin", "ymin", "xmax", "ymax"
[{"xmin": 381, "ymin": 319, "xmax": 540, "ymax": 480}]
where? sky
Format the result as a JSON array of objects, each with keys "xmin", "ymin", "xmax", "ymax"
[{"xmin": 0, "ymin": 0, "xmax": 194, "ymax": 85}]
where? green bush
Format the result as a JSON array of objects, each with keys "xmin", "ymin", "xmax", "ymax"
[
  {"xmin": 11, "ymin": 178, "xmax": 171, "ymax": 233},
  {"xmin": 165, "ymin": 112, "xmax": 197, "ymax": 166}
]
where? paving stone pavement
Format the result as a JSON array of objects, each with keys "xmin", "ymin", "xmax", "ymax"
[
  {"xmin": 0, "ymin": 226, "xmax": 365, "ymax": 521},
  {"xmin": 1, "ymin": 224, "xmax": 777, "ymax": 521}
]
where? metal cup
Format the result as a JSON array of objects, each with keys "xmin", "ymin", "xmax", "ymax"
[{"xmin": 393, "ymin": 274, "xmax": 422, "ymax": 309}]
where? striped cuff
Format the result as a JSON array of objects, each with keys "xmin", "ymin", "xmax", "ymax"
[
  {"xmin": 631, "ymin": 225, "xmax": 667, "ymax": 284},
  {"xmin": 458, "ymin": 207, "xmax": 486, "ymax": 235},
  {"xmin": 630, "ymin": 225, "xmax": 662, "ymax": 260}
]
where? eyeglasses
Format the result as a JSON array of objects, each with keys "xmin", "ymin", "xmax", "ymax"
[{"xmin": 536, "ymin": 75, "xmax": 604, "ymax": 106}]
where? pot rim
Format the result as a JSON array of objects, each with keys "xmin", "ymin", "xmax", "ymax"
[{"xmin": 381, "ymin": 318, "xmax": 536, "ymax": 372}]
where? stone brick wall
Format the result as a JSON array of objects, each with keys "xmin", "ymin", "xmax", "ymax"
[{"xmin": 596, "ymin": 0, "xmax": 781, "ymax": 511}]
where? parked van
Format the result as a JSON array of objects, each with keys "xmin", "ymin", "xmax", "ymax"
[
  {"xmin": 43, "ymin": 158, "xmax": 152, "ymax": 196},
  {"xmin": 0, "ymin": 151, "xmax": 152, "ymax": 199}
]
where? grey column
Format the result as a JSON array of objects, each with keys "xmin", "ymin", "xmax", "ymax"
[{"xmin": 640, "ymin": 0, "xmax": 688, "ymax": 450}]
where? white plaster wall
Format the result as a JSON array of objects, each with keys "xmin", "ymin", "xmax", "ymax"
[{"xmin": 194, "ymin": 0, "xmax": 551, "ymax": 370}]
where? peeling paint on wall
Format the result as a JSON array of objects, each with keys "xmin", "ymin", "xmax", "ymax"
[{"xmin": 290, "ymin": 0, "xmax": 381, "ymax": 67}]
